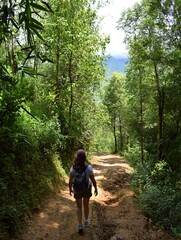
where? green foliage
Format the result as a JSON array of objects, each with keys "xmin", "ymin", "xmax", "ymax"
[
  {"xmin": 0, "ymin": 112, "xmax": 66, "ymax": 239},
  {"xmin": 0, "ymin": 1, "xmax": 108, "ymax": 239},
  {"xmin": 139, "ymin": 177, "xmax": 181, "ymax": 235},
  {"xmin": 123, "ymin": 143, "xmax": 144, "ymax": 167},
  {"xmin": 37, "ymin": 0, "xmax": 108, "ymax": 165},
  {"xmin": 103, "ymin": 73, "xmax": 127, "ymax": 153},
  {"xmin": 92, "ymin": 126, "xmax": 115, "ymax": 153},
  {"xmin": 116, "ymin": 0, "xmax": 181, "ymax": 236},
  {"xmin": 151, "ymin": 161, "xmax": 171, "ymax": 182},
  {"xmin": 127, "ymin": 153, "xmax": 181, "ymax": 236},
  {"xmin": 126, "ymin": 150, "xmax": 181, "ymax": 236},
  {"xmin": 0, "ymin": 205, "xmax": 23, "ymax": 240},
  {"xmin": 139, "ymin": 183, "xmax": 176, "ymax": 227}
]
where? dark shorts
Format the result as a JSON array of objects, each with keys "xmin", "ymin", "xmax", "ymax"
[{"xmin": 74, "ymin": 185, "xmax": 92, "ymax": 199}]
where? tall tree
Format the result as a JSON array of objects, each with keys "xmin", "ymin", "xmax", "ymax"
[
  {"xmin": 40, "ymin": 0, "xmax": 108, "ymax": 153},
  {"xmin": 104, "ymin": 73, "xmax": 126, "ymax": 153},
  {"xmin": 117, "ymin": 1, "xmax": 181, "ymax": 234},
  {"xmin": 118, "ymin": 0, "xmax": 181, "ymax": 164}
]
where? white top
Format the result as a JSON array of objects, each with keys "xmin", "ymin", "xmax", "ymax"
[{"xmin": 70, "ymin": 164, "xmax": 94, "ymax": 187}]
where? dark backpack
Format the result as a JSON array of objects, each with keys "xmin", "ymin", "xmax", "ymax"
[{"xmin": 73, "ymin": 164, "xmax": 89, "ymax": 192}]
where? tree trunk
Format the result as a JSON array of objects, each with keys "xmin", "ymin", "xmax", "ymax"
[
  {"xmin": 68, "ymin": 0, "xmax": 74, "ymax": 128},
  {"xmin": 68, "ymin": 51, "xmax": 73, "ymax": 128},
  {"xmin": 55, "ymin": 32, "xmax": 60, "ymax": 102},
  {"xmin": 153, "ymin": 61, "xmax": 165, "ymax": 161},
  {"xmin": 119, "ymin": 114, "xmax": 123, "ymax": 151},
  {"xmin": 139, "ymin": 69, "xmax": 144, "ymax": 165},
  {"xmin": 113, "ymin": 114, "xmax": 118, "ymax": 153}
]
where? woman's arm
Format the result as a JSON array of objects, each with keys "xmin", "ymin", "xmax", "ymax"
[
  {"xmin": 89, "ymin": 174, "xmax": 98, "ymax": 196},
  {"xmin": 69, "ymin": 173, "xmax": 74, "ymax": 195}
]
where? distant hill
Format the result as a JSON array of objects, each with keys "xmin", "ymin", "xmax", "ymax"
[{"xmin": 104, "ymin": 56, "xmax": 129, "ymax": 77}]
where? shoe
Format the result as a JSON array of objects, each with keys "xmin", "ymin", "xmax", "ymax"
[
  {"xmin": 78, "ymin": 225, "xmax": 83, "ymax": 234},
  {"xmin": 84, "ymin": 219, "xmax": 90, "ymax": 227},
  {"xmin": 78, "ymin": 228, "xmax": 83, "ymax": 234}
]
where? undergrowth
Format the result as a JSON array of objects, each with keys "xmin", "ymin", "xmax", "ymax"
[
  {"xmin": 123, "ymin": 145, "xmax": 181, "ymax": 238},
  {"xmin": 0, "ymin": 115, "xmax": 66, "ymax": 240}
]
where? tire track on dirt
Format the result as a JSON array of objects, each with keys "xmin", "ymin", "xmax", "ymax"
[
  {"xmin": 20, "ymin": 153, "xmax": 179, "ymax": 240},
  {"xmin": 90, "ymin": 154, "xmax": 179, "ymax": 240}
]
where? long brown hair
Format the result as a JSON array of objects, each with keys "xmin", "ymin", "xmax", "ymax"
[{"xmin": 73, "ymin": 149, "xmax": 86, "ymax": 168}]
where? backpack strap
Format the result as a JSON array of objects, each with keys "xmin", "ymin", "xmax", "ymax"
[{"xmin": 84, "ymin": 163, "xmax": 89, "ymax": 170}]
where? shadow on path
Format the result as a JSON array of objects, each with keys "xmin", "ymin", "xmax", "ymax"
[{"xmin": 20, "ymin": 153, "xmax": 179, "ymax": 240}]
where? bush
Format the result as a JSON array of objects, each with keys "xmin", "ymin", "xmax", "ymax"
[
  {"xmin": 128, "ymin": 152, "xmax": 181, "ymax": 237},
  {"xmin": 0, "ymin": 113, "xmax": 66, "ymax": 239},
  {"xmin": 139, "ymin": 180, "xmax": 181, "ymax": 237},
  {"xmin": 139, "ymin": 183, "xmax": 175, "ymax": 228},
  {"xmin": 92, "ymin": 127, "xmax": 114, "ymax": 153}
]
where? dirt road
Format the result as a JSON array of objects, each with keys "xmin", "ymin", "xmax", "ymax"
[{"xmin": 20, "ymin": 154, "xmax": 178, "ymax": 240}]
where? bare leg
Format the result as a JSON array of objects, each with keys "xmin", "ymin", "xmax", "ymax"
[
  {"xmin": 76, "ymin": 198, "xmax": 83, "ymax": 226},
  {"xmin": 83, "ymin": 197, "xmax": 90, "ymax": 220}
]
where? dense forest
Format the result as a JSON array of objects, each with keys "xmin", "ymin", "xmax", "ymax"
[{"xmin": 0, "ymin": 0, "xmax": 180, "ymax": 239}]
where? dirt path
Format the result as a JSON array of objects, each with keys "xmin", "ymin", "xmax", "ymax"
[{"xmin": 20, "ymin": 154, "xmax": 179, "ymax": 240}]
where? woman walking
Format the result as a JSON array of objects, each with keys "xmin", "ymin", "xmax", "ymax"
[{"xmin": 69, "ymin": 149, "xmax": 98, "ymax": 234}]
